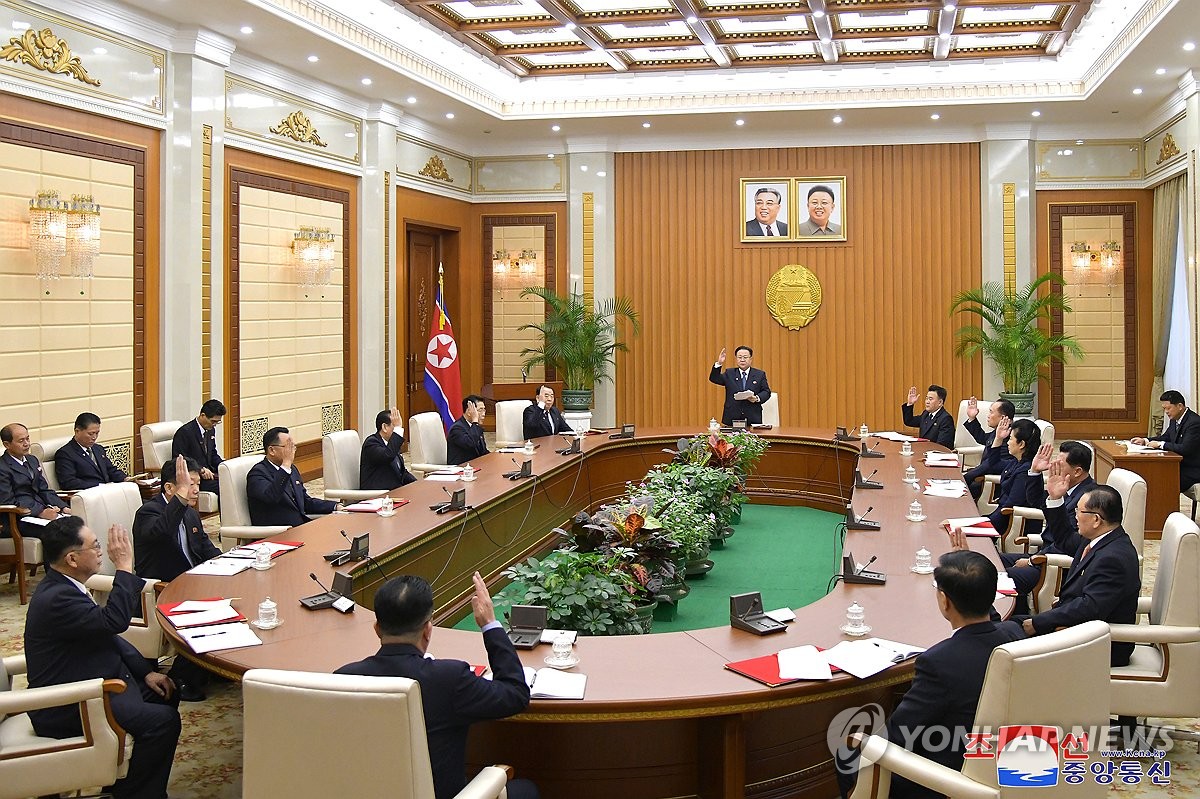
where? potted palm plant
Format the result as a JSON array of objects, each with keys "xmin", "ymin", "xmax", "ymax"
[
  {"xmin": 949, "ymin": 273, "xmax": 1084, "ymax": 416},
  {"xmin": 518, "ymin": 286, "xmax": 640, "ymax": 411}
]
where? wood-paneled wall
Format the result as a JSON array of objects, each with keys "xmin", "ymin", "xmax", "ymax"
[{"xmin": 615, "ymin": 145, "xmax": 983, "ymax": 429}]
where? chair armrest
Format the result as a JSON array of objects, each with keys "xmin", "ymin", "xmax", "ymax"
[
  {"xmin": 982, "ymin": 474, "xmax": 1000, "ymax": 486},
  {"xmin": 0, "ymin": 504, "xmax": 32, "ymax": 515},
  {"xmin": 0, "ymin": 676, "xmax": 123, "ymax": 716},
  {"xmin": 1108, "ymin": 624, "xmax": 1200, "ymax": 645},
  {"xmin": 1137, "ymin": 596, "xmax": 1152, "ymax": 616},
  {"xmin": 956, "ymin": 445, "xmax": 984, "ymax": 456},
  {"xmin": 1031, "ymin": 553, "xmax": 1074, "ymax": 569},
  {"xmin": 324, "ymin": 489, "xmax": 387, "ymax": 502},
  {"xmin": 3, "ymin": 653, "xmax": 27, "ymax": 676},
  {"xmin": 1011, "ymin": 506, "xmax": 1044, "ymax": 522},
  {"xmin": 852, "ymin": 734, "xmax": 999, "ymax": 799},
  {"xmin": 453, "ymin": 765, "xmax": 509, "ymax": 799}
]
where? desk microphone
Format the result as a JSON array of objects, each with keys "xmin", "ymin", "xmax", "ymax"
[
  {"xmin": 846, "ymin": 503, "xmax": 882, "ymax": 531},
  {"xmin": 302, "ymin": 572, "xmax": 356, "ymax": 611},
  {"xmin": 309, "ymin": 572, "xmax": 332, "ymax": 593},
  {"xmin": 860, "ymin": 440, "xmax": 884, "ymax": 459},
  {"xmin": 856, "ymin": 468, "xmax": 883, "ymax": 489},
  {"xmin": 856, "ymin": 555, "xmax": 878, "ymax": 575},
  {"xmin": 339, "ymin": 531, "xmax": 389, "ymax": 582},
  {"xmin": 863, "ymin": 469, "xmax": 878, "ymax": 482}
]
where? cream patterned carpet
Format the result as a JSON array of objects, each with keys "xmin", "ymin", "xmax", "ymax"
[{"xmin": 1, "ymin": 485, "xmax": 1195, "ymax": 798}]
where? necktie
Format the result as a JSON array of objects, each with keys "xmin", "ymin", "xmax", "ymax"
[
  {"xmin": 178, "ymin": 521, "xmax": 194, "ymax": 567},
  {"xmin": 1165, "ymin": 419, "xmax": 1178, "ymax": 441},
  {"xmin": 1080, "ymin": 542, "xmax": 1093, "ymax": 562},
  {"xmin": 765, "ymin": 226, "xmax": 774, "ymax": 236},
  {"xmin": 544, "ymin": 410, "xmax": 551, "ymax": 432},
  {"xmin": 741, "ymin": 371, "xmax": 747, "ymax": 389},
  {"xmin": 85, "ymin": 447, "xmax": 97, "ymax": 466}
]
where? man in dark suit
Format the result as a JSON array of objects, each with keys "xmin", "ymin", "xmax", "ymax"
[
  {"xmin": 170, "ymin": 399, "xmax": 225, "ymax": 496},
  {"xmin": 447, "ymin": 395, "xmax": 489, "ymax": 465},
  {"xmin": 247, "ymin": 426, "xmax": 337, "ymax": 527},
  {"xmin": 132, "ymin": 455, "xmax": 220, "ymax": 702},
  {"xmin": 708, "ymin": 346, "xmax": 771, "ymax": 426},
  {"xmin": 1014, "ymin": 480, "xmax": 1140, "ymax": 666},
  {"xmin": 1132, "ymin": 390, "xmax": 1200, "ymax": 492},
  {"xmin": 522, "ymin": 385, "xmax": 573, "ymax": 441},
  {"xmin": 961, "ymin": 398, "xmax": 1016, "ymax": 499},
  {"xmin": 900, "ymin": 384, "xmax": 955, "ymax": 448},
  {"xmin": 0, "ymin": 422, "xmax": 69, "ymax": 538},
  {"xmin": 360, "ymin": 408, "xmax": 417, "ymax": 491},
  {"xmin": 24, "ymin": 516, "xmax": 181, "ymax": 799},
  {"xmin": 745, "ymin": 187, "xmax": 787, "ymax": 237},
  {"xmin": 55, "ymin": 412, "xmax": 129, "ymax": 490},
  {"xmin": 336, "ymin": 572, "xmax": 537, "ymax": 799},
  {"xmin": 836, "ymin": 550, "xmax": 1024, "ymax": 798}
]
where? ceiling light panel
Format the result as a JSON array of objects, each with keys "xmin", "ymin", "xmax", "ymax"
[
  {"xmin": 835, "ymin": 10, "xmax": 933, "ymax": 30},
  {"xmin": 598, "ymin": 21, "xmax": 694, "ymax": 40},
  {"xmin": 568, "ymin": 0, "xmax": 675, "ymax": 11},
  {"xmin": 959, "ymin": 5, "xmax": 1063, "ymax": 25},
  {"xmin": 731, "ymin": 41, "xmax": 819, "ymax": 58},
  {"xmin": 439, "ymin": 0, "xmax": 550, "ymax": 21},
  {"xmin": 953, "ymin": 32, "xmax": 1048, "ymax": 50},
  {"xmin": 488, "ymin": 27, "xmax": 584, "ymax": 44},
  {"xmin": 624, "ymin": 45, "xmax": 712, "ymax": 62},
  {"xmin": 840, "ymin": 36, "xmax": 928, "ymax": 55},
  {"xmin": 519, "ymin": 51, "xmax": 616, "ymax": 67},
  {"xmin": 714, "ymin": 16, "xmax": 808, "ymax": 34}
]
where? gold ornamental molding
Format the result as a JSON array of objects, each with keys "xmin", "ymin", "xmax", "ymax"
[
  {"xmin": 418, "ymin": 154, "xmax": 454, "ymax": 183},
  {"xmin": 1155, "ymin": 133, "xmax": 1180, "ymax": 166},
  {"xmin": 269, "ymin": 110, "xmax": 328, "ymax": 148},
  {"xmin": 766, "ymin": 264, "xmax": 822, "ymax": 330},
  {"xmin": 1, "ymin": 27, "xmax": 100, "ymax": 86}
]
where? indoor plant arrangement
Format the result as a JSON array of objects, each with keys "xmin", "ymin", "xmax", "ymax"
[
  {"xmin": 641, "ymin": 463, "xmax": 745, "ymax": 543},
  {"xmin": 497, "ymin": 549, "xmax": 647, "ymax": 636},
  {"xmin": 518, "ymin": 286, "xmax": 640, "ymax": 411},
  {"xmin": 948, "ymin": 273, "xmax": 1083, "ymax": 416}
]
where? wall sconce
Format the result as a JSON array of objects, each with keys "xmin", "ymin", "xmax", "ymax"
[
  {"xmin": 28, "ymin": 190, "xmax": 102, "ymax": 294},
  {"xmin": 1069, "ymin": 241, "xmax": 1092, "ymax": 272},
  {"xmin": 517, "ymin": 248, "xmax": 539, "ymax": 282},
  {"xmin": 66, "ymin": 195, "xmax": 101, "ymax": 281},
  {"xmin": 493, "ymin": 248, "xmax": 541, "ymax": 289},
  {"xmin": 292, "ymin": 226, "xmax": 335, "ymax": 293},
  {"xmin": 492, "ymin": 248, "xmax": 511, "ymax": 278},
  {"xmin": 1100, "ymin": 240, "xmax": 1121, "ymax": 272}
]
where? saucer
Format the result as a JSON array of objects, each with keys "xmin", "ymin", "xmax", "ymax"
[
  {"xmin": 544, "ymin": 654, "xmax": 580, "ymax": 669},
  {"xmin": 839, "ymin": 623, "xmax": 872, "ymax": 637},
  {"xmin": 460, "ymin": 475, "xmax": 477, "ymax": 482},
  {"xmin": 910, "ymin": 565, "xmax": 935, "ymax": 575},
  {"xmin": 251, "ymin": 561, "xmax": 275, "ymax": 571},
  {"xmin": 251, "ymin": 618, "xmax": 283, "ymax": 630},
  {"xmin": 377, "ymin": 510, "xmax": 396, "ymax": 517},
  {"xmin": 906, "ymin": 514, "xmax": 927, "ymax": 522}
]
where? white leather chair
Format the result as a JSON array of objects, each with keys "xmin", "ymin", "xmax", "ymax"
[
  {"xmin": 407, "ymin": 412, "xmax": 450, "ymax": 477},
  {"xmin": 850, "ymin": 621, "xmax": 1112, "ymax": 799},
  {"xmin": 0, "ymin": 653, "xmax": 129, "ymax": 798},
  {"xmin": 760, "ymin": 392, "xmax": 779, "ymax": 426},
  {"xmin": 322, "ymin": 430, "xmax": 386, "ymax": 502},
  {"xmin": 31, "ymin": 435, "xmax": 73, "ymax": 494},
  {"xmin": 139, "ymin": 420, "xmax": 218, "ymax": 514},
  {"xmin": 69, "ymin": 482, "xmax": 144, "ymax": 576},
  {"xmin": 1110, "ymin": 512, "xmax": 1200, "ymax": 750},
  {"xmin": 217, "ymin": 455, "xmax": 290, "ymax": 549},
  {"xmin": 242, "ymin": 669, "xmax": 510, "ymax": 799},
  {"xmin": 953, "ymin": 400, "xmax": 988, "ymax": 468},
  {"xmin": 1034, "ymin": 418, "xmax": 1055, "ymax": 449},
  {"xmin": 1184, "ymin": 483, "xmax": 1200, "ymax": 520},
  {"xmin": 495, "ymin": 400, "xmax": 528, "ymax": 448}
]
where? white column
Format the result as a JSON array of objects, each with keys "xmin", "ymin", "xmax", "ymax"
[{"xmin": 1181, "ymin": 72, "xmax": 1199, "ymax": 402}]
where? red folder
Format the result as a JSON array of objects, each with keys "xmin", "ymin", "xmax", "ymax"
[
  {"xmin": 247, "ymin": 540, "xmax": 305, "ymax": 557},
  {"xmin": 725, "ymin": 651, "xmax": 842, "ymax": 687},
  {"xmin": 345, "ymin": 498, "xmax": 411, "ymax": 513},
  {"xmin": 157, "ymin": 598, "xmax": 247, "ymax": 627}
]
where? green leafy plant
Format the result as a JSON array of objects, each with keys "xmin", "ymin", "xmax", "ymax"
[
  {"xmin": 642, "ymin": 463, "xmax": 744, "ymax": 529},
  {"xmin": 559, "ymin": 501, "xmax": 680, "ymax": 600},
  {"xmin": 723, "ymin": 431, "xmax": 769, "ymax": 478},
  {"xmin": 628, "ymin": 483, "xmax": 715, "ymax": 561},
  {"xmin": 518, "ymin": 286, "xmax": 641, "ymax": 392},
  {"xmin": 497, "ymin": 550, "xmax": 645, "ymax": 636},
  {"xmin": 949, "ymin": 274, "xmax": 1084, "ymax": 394}
]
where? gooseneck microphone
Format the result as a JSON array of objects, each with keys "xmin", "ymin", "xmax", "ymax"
[
  {"xmin": 862, "ymin": 469, "xmax": 878, "ymax": 483},
  {"xmin": 309, "ymin": 572, "xmax": 331, "ymax": 592},
  {"xmin": 856, "ymin": 555, "xmax": 878, "ymax": 575}
]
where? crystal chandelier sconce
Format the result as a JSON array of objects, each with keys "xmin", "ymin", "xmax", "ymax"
[
  {"xmin": 517, "ymin": 248, "xmax": 539, "ymax": 284},
  {"xmin": 66, "ymin": 195, "xmax": 101, "ymax": 283},
  {"xmin": 1099, "ymin": 240, "xmax": 1122, "ymax": 284},
  {"xmin": 29, "ymin": 190, "xmax": 68, "ymax": 291},
  {"xmin": 1069, "ymin": 241, "xmax": 1092, "ymax": 274},
  {"xmin": 292, "ymin": 226, "xmax": 336, "ymax": 294}
]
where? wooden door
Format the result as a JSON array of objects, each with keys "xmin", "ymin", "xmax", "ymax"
[{"xmin": 406, "ymin": 229, "xmax": 440, "ymax": 417}]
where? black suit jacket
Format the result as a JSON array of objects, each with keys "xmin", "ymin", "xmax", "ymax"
[
  {"xmin": 1031, "ymin": 526, "xmax": 1140, "ymax": 665},
  {"xmin": 884, "ymin": 621, "xmax": 1026, "ymax": 797},
  {"xmin": 446, "ymin": 417, "xmax": 488, "ymax": 465},
  {"xmin": 54, "ymin": 441, "xmax": 127, "ymax": 490},
  {"xmin": 0, "ymin": 453, "xmax": 67, "ymax": 516},
  {"xmin": 521, "ymin": 403, "xmax": 572, "ymax": 441},
  {"xmin": 24, "ymin": 568, "xmax": 152, "ymax": 737},
  {"xmin": 987, "ymin": 457, "xmax": 1041, "ymax": 539},
  {"xmin": 745, "ymin": 219, "xmax": 788, "ymax": 237},
  {"xmin": 1025, "ymin": 474, "xmax": 1097, "ymax": 557},
  {"xmin": 359, "ymin": 432, "xmax": 417, "ymax": 491},
  {"xmin": 246, "ymin": 459, "xmax": 336, "ymax": 527},
  {"xmin": 132, "ymin": 493, "xmax": 220, "ymax": 580},
  {"xmin": 709, "ymin": 366, "xmax": 771, "ymax": 426},
  {"xmin": 962, "ymin": 421, "xmax": 1014, "ymax": 486},
  {"xmin": 336, "ymin": 627, "xmax": 530, "ymax": 799},
  {"xmin": 171, "ymin": 419, "xmax": 223, "ymax": 473},
  {"xmin": 900, "ymin": 404, "xmax": 955, "ymax": 448},
  {"xmin": 1151, "ymin": 408, "xmax": 1200, "ymax": 491}
]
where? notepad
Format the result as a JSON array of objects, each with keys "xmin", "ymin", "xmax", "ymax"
[
  {"xmin": 342, "ymin": 498, "xmax": 411, "ymax": 513},
  {"xmin": 872, "ymin": 432, "xmax": 921, "ymax": 442},
  {"xmin": 523, "ymin": 666, "xmax": 586, "ymax": 699},
  {"xmin": 187, "ymin": 558, "xmax": 251, "ymax": 576},
  {"xmin": 924, "ymin": 453, "xmax": 961, "ymax": 467},
  {"xmin": 823, "ymin": 640, "xmax": 902, "ymax": 679},
  {"xmin": 996, "ymin": 573, "xmax": 1018, "ymax": 596},
  {"xmin": 223, "ymin": 541, "xmax": 302, "ymax": 560},
  {"xmin": 943, "ymin": 517, "xmax": 1000, "ymax": 537},
  {"xmin": 159, "ymin": 600, "xmax": 245, "ymax": 629},
  {"xmin": 179, "ymin": 622, "xmax": 263, "ymax": 654},
  {"xmin": 777, "ymin": 646, "xmax": 833, "ymax": 681}
]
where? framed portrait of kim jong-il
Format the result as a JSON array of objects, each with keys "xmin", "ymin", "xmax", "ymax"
[
  {"xmin": 794, "ymin": 177, "xmax": 848, "ymax": 242},
  {"xmin": 740, "ymin": 179, "xmax": 792, "ymax": 242}
]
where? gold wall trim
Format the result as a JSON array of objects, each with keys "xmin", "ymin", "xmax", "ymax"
[
  {"xmin": 225, "ymin": 75, "xmax": 360, "ymax": 165},
  {"xmin": 418, "ymin": 154, "xmax": 453, "ymax": 183},
  {"xmin": 582, "ymin": 192, "xmax": 594, "ymax": 306},
  {"xmin": 1003, "ymin": 182, "xmax": 1016, "ymax": 295},
  {"xmin": 269, "ymin": 110, "xmax": 328, "ymax": 148},
  {"xmin": 202, "ymin": 124, "xmax": 213, "ymax": 399},
  {"xmin": 1155, "ymin": 133, "xmax": 1181, "ymax": 166},
  {"xmin": 1, "ymin": 27, "xmax": 99, "ymax": 86},
  {"xmin": 384, "ymin": 170, "xmax": 392, "ymax": 404}
]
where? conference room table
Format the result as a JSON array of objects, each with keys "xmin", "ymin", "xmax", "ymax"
[
  {"xmin": 159, "ymin": 428, "xmax": 1010, "ymax": 799},
  {"xmin": 1091, "ymin": 439, "xmax": 1180, "ymax": 539}
]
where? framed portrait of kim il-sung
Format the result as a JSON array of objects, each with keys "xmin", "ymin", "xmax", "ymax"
[
  {"xmin": 740, "ymin": 179, "xmax": 792, "ymax": 242},
  {"xmin": 794, "ymin": 177, "xmax": 847, "ymax": 242}
]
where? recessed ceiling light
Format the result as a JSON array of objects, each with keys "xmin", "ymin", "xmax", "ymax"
[
  {"xmin": 1062, "ymin": 148, "xmax": 1073, "ymax": 156},
  {"xmin": 1155, "ymin": 67, "xmax": 1166, "ymax": 75},
  {"xmin": 93, "ymin": 47, "xmax": 107, "ymax": 55},
  {"xmin": 735, "ymin": 119, "xmax": 745, "ymax": 126},
  {"xmin": 1075, "ymin": 140, "xmax": 1084, "ymax": 145},
  {"xmin": 307, "ymin": 55, "xmax": 319, "ymax": 63},
  {"xmin": 580, "ymin": 165, "xmax": 588, "ymax": 172},
  {"xmin": 551, "ymin": 124, "xmax": 561, "ymax": 132},
  {"xmin": 1031, "ymin": 110, "xmax": 1041, "ymax": 117},
  {"xmin": 406, "ymin": 96, "xmax": 417, "ymax": 104},
  {"xmin": 240, "ymin": 25, "xmax": 253, "ymax": 35},
  {"xmin": 832, "ymin": 115, "xmax": 843, "ymax": 124},
  {"xmin": 1184, "ymin": 41, "xmax": 1196, "ymax": 51},
  {"xmin": 812, "ymin": 10, "xmax": 825, "ymax": 18},
  {"xmin": 445, "ymin": 112, "xmax": 455, "ymax": 119},
  {"xmin": 344, "ymin": 132, "xmax": 356, "ymax": 138},
  {"xmin": 686, "ymin": 15, "xmax": 698, "ymax": 24},
  {"xmin": 939, "ymin": 32, "xmax": 950, "ymax": 39},
  {"xmin": 1132, "ymin": 87, "xmax": 1143, "ymax": 95},
  {"xmin": 642, "ymin": 122, "xmax": 651, "ymax": 128},
  {"xmin": 547, "ymin": 154, "xmax": 555, "ymax": 159},
  {"xmin": 597, "ymin": 171, "xmax": 607, "ymax": 177},
  {"xmin": 564, "ymin": 21, "xmax": 577, "ymax": 30},
  {"xmin": 361, "ymin": 77, "xmax": 372, "ymax": 86},
  {"xmin": 945, "ymin": 2, "xmax": 957, "ymax": 10}
]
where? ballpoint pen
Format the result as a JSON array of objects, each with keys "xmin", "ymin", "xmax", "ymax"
[{"xmin": 188, "ymin": 629, "xmax": 231, "ymax": 639}]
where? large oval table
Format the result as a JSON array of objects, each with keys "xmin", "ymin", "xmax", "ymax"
[{"xmin": 159, "ymin": 428, "xmax": 1006, "ymax": 799}]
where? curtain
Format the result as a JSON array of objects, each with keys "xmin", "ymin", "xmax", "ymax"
[{"xmin": 1149, "ymin": 174, "xmax": 1187, "ymax": 434}]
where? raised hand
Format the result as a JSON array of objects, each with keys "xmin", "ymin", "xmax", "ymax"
[
  {"xmin": 108, "ymin": 524, "xmax": 134, "ymax": 573},
  {"xmin": 1031, "ymin": 442, "xmax": 1054, "ymax": 473},
  {"xmin": 1045, "ymin": 458, "xmax": 1071, "ymax": 501},
  {"xmin": 716, "ymin": 348, "xmax": 727, "ymax": 366},
  {"xmin": 907, "ymin": 386, "xmax": 919, "ymax": 405},
  {"xmin": 470, "ymin": 571, "xmax": 497, "ymax": 628},
  {"xmin": 174, "ymin": 454, "xmax": 193, "ymax": 493},
  {"xmin": 991, "ymin": 417, "xmax": 1012, "ymax": 447},
  {"xmin": 966, "ymin": 396, "xmax": 979, "ymax": 420}
]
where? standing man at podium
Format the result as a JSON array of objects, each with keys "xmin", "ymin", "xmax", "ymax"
[{"xmin": 709, "ymin": 346, "xmax": 771, "ymax": 426}]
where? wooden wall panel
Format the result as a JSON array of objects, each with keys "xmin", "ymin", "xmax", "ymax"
[{"xmin": 615, "ymin": 144, "xmax": 983, "ymax": 430}]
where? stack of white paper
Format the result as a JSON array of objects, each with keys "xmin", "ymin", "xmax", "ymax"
[
  {"xmin": 924, "ymin": 479, "xmax": 967, "ymax": 498},
  {"xmin": 924, "ymin": 452, "xmax": 961, "ymax": 467},
  {"xmin": 167, "ymin": 601, "xmax": 242, "ymax": 628},
  {"xmin": 342, "ymin": 498, "xmax": 386, "ymax": 512},
  {"xmin": 868, "ymin": 638, "xmax": 926, "ymax": 662},
  {"xmin": 777, "ymin": 646, "xmax": 833, "ymax": 681},
  {"xmin": 523, "ymin": 667, "xmax": 586, "ymax": 699},
  {"xmin": 872, "ymin": 432, "xmax": 921, "ymax": 442},
  {"xmin": 1122, "ymin": 441, "xmax": 1164, "ymax": 455},
  {"xmin": 539, "ymin": 629, "xmax": 578, "ymax": 644},
  {"xmin": 187, "ymin": 559, "xmax": 251, "ymax": 576},
  {"xmin": 179, "ymin": 622, "xmax": 263, "ymax": 653},
  {"xmin": 823, "ymin": 640, "xmax": 899, "ymax": 679}
]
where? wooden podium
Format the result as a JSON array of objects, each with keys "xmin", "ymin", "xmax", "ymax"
[{"xmin": 1092, "ymin": 439, "xmax": 1181, "ymax": 539}]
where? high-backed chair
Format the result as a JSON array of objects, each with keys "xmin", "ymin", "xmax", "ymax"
[
  {"xmin": 1110, "ymin": 512, "xmax": 1200, "ymax": 750},
  {"xmin": 0, "ymin": 506, "xmax": 38, "ymax": 604},
  {"xmin": 407, "ymin": 412, "xmax": 450, "ymax": 477},
  {"xmin": 139, "ymin": 420, "xmax": 218, "ymax": 513},
  {"xmin": 217, "ymin": 455, "xmax": 290, "ymax": 549},
  {"xmin": 1034, "ymin": 418, "xmax": 1055, "ymax": 449},
  {"xmin": 850, "ymin": 621, "xmax": 1112, "ymax": 799},
  {"xmin": 0, "ymin": 653, "xmax": 129, "ymax": 797},
  {"xmin": 31, "ymin": 436, "xmax": 74, "ymax": 494},
  {"xmin": 242, "ymin": 669, "xmax": 509, "ymax": 799},
  {"xmin": 953, "ymin": 400, "xmax": 988, "ymax": 468},
  {"xmin": 760, "ymin": 392, "xmax": 780, "ymax": 426},
  {"xmin": 322, "ymin": 430, "xmax": 386, "ymax": 502},
  {"xmin": 495, "ymin": 400, "xmax": 528, "ymax": 447},
  {"xmin": 70, "ymin": 482, "xmax": 144, "ymax": 576}
]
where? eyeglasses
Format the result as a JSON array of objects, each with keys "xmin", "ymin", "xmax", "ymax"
[
  {"xmin": 1076, "ymin": 508, "xmax": 1104, "ymax": 522},
  {"xmin": 68, "ymin": 541, "xmax": 103, "ymax": 554}
]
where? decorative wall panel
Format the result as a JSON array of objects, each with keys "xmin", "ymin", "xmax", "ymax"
[
  {"xmin": 226, "ymin": 76, "xmax": 361, "ymax": 165},
  {"xmin": 1144, "ymin": 114, "xmax": 1187, "ymax": 179},
  {"xmin": 397, "ymin": 133, "xmax": 471, "ymax": 194},
  {"xmin": 475, "ymin": 156, "xmax": 564, "ymax": 195},
  {"xmin": 1036, "ymin": 140, "xmax": 1142, "ymax": 182}
]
